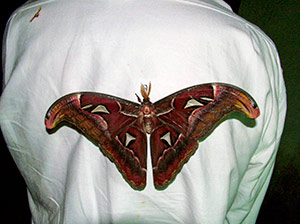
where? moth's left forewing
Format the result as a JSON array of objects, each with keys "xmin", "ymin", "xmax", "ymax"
[{"xmin": 79, "ymin": 93, "xmax": 140, "ymax": 136}]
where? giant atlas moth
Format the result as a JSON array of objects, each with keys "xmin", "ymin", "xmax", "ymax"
[{"xmin": 45, "ymin": 83, "xmax": 260, "ymax": 190}]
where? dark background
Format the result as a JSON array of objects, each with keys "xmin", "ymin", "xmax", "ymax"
[{"xmin": 1, "ymin": 0, "xmax": 299, "ymax": 223}]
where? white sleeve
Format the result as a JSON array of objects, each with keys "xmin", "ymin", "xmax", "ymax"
[{"xmin": 226, "ymin": 24, "xmax": 287, "ymax": 223}]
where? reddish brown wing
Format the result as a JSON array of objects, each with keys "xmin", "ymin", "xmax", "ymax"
[
  {"xmin": 151, "ymin": 83, "xmax": 260, "ymax": 190},
  {"xmin": 45, "ymin": 92, "xmax": 147, "ymax": 190}
]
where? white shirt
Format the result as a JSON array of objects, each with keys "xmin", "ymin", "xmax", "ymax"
[{"xmin": 0, "ymin": 0, "xmax": 286, "ymax": 223}]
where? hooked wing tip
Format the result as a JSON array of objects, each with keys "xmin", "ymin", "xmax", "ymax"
[
  {"xmin": 44, "ymin": 105, "xmax": 55, "ymax": 129},
  {"xmin": 231, "ymin": 87, "xmax": 260, "ymax": 119},
  {"xmin": 248, "ymin": 99, "xmax": 260, "ymax": 119},
  {"xmin": 236, "ymin": 90, "xmax": 260, "ymax": 119},
  {"xmin": 44, "ymin": 93, "xmax": 79, "ymax": 130},
  {"xmin": 214, "ymin": 83, "xmax": 260, "ymax": 119},
  {"xmin": 44, "ymin": 107, "xmax": 58, "ymax": 130}
]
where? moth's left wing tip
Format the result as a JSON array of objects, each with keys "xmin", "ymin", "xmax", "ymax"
[{"xmin": 44, "ymin": 93, "xmax": 81, "ymax": 130}]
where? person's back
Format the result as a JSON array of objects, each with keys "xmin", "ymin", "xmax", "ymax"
[{"xmin": 0, "ymin": 0, "xmax": 286, "ymax": 223}]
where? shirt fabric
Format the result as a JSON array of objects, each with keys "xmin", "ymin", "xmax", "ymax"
[{"xmin": 0, "ymin": 0, "xmax": 286, "ymax": 223}]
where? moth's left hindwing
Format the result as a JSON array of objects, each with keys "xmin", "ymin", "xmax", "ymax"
[{"xmin": 45, "ymin": 92, "xmax": 147, "ymax": 190}]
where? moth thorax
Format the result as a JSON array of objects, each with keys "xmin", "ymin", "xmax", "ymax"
[
  {"xmin": 143, "ymin": 106, "xmax": 151, "ymax": 115},
  {"xmin": 142, "ymin": 106, "xmax": 153, "ymax": 134}
]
